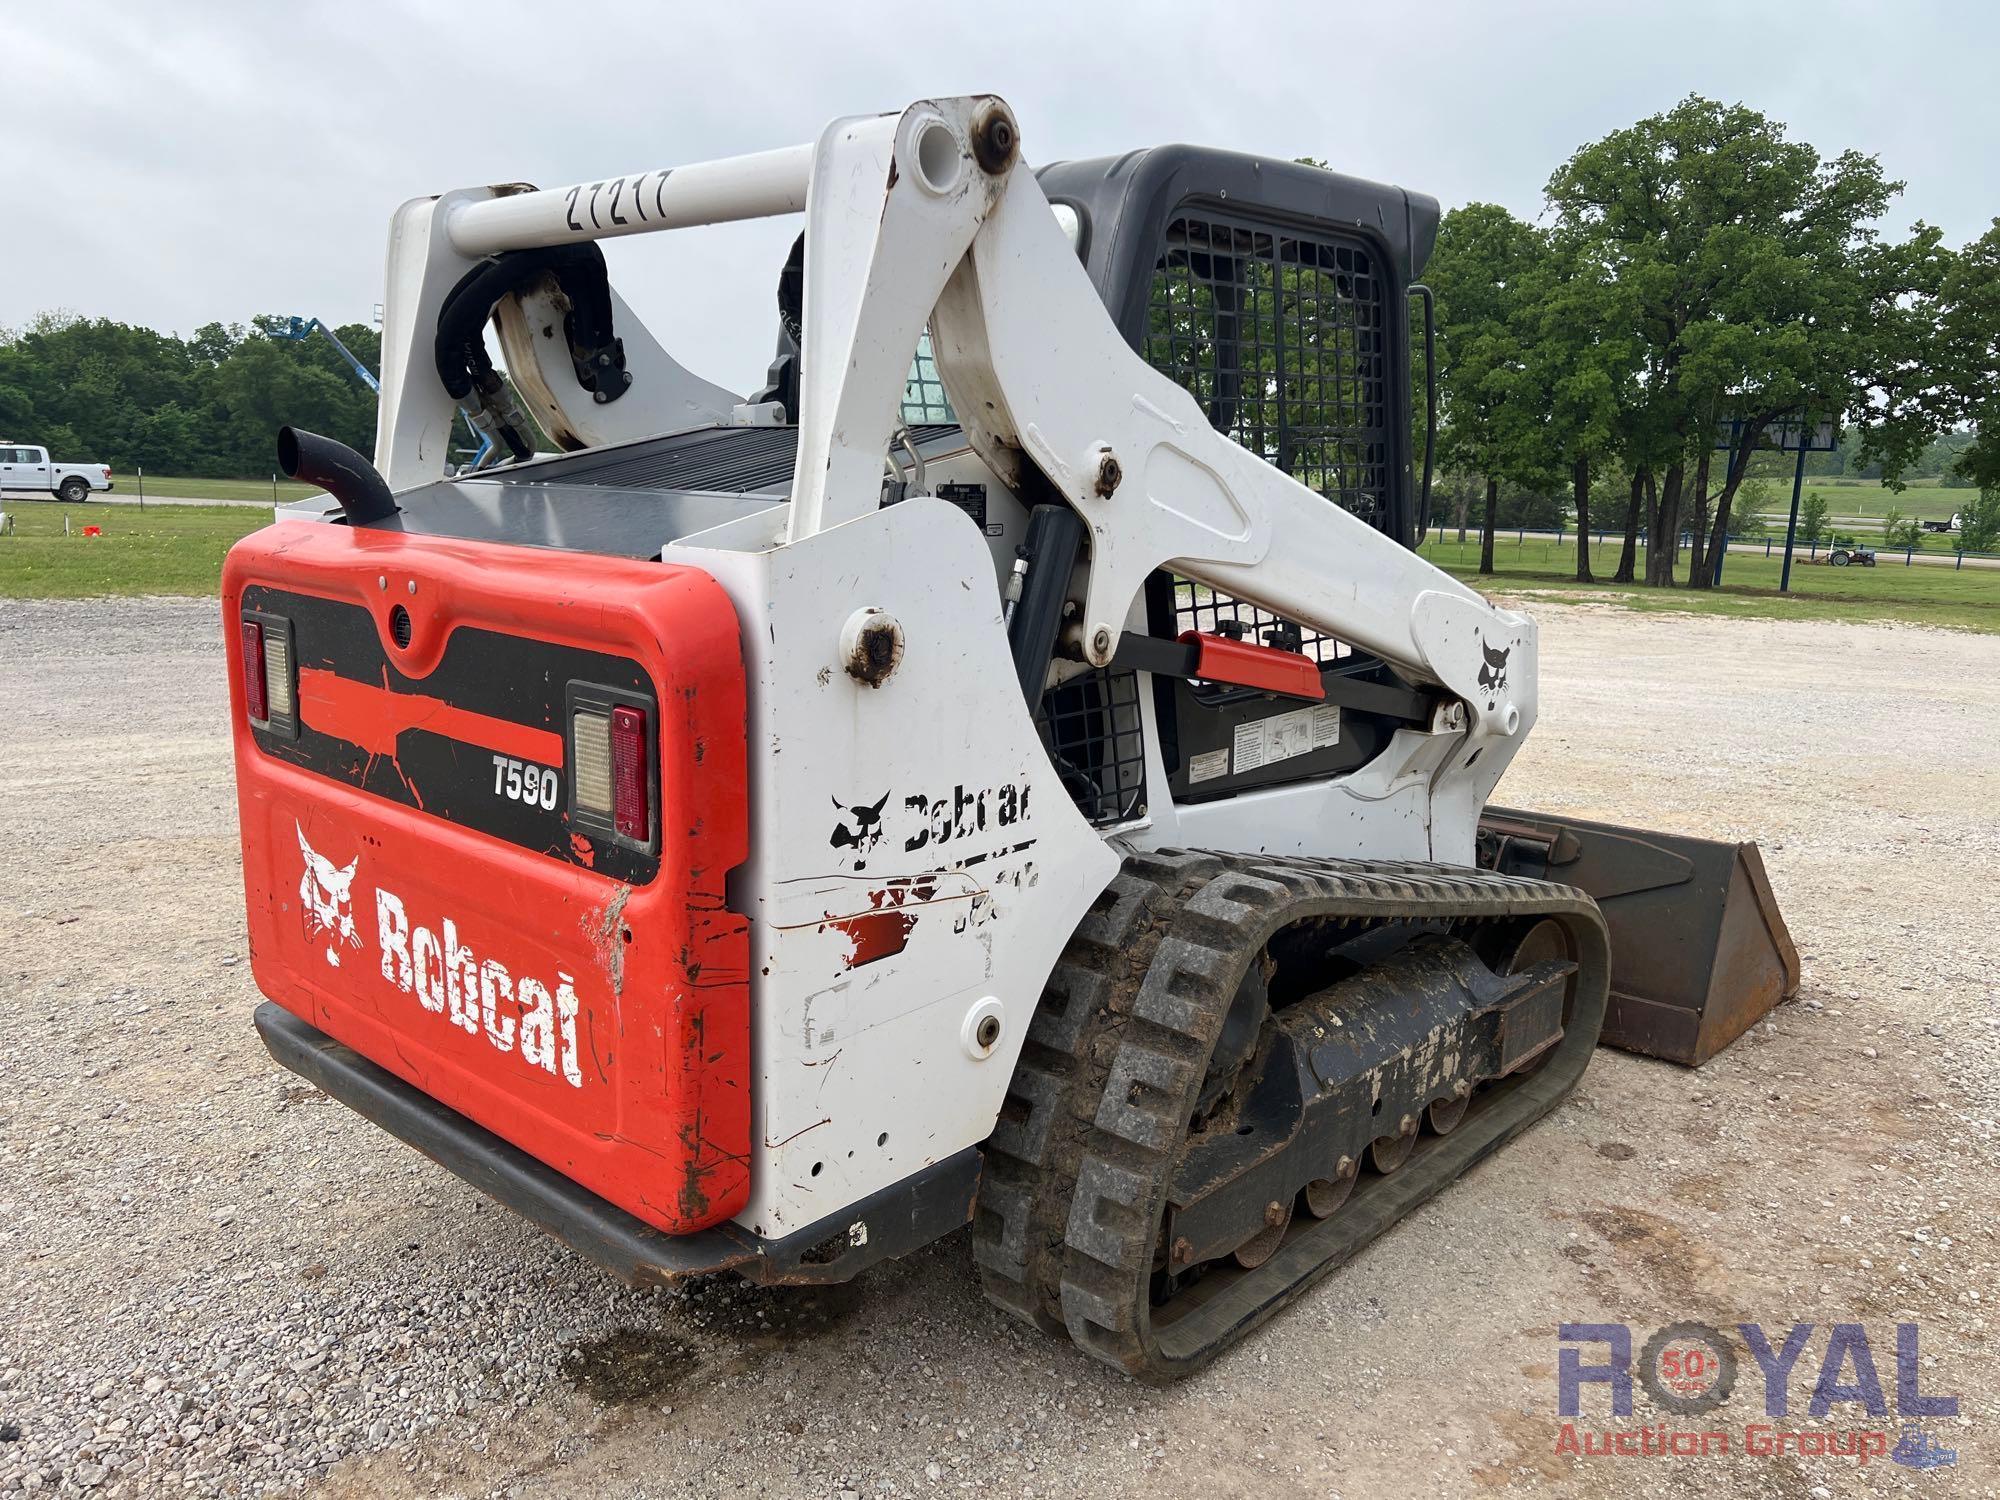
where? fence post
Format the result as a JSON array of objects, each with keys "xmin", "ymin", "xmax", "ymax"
[
  {"xmin": 1905, "ymin": 545, "xmax": 1914, "ymax": 566},
  {"xmin": 1957, "ymin": 551, "xmax": 1964, "ymax": 571}
]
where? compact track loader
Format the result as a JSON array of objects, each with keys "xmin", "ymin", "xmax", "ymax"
[{"xmin": 227, "ymin": 97, "xmax": 1797, "ymax": 1380}]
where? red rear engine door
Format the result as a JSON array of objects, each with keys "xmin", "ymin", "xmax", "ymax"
[{"xmin": 224, "ymin": 522, "xmax": 750, "ymax": 1233}]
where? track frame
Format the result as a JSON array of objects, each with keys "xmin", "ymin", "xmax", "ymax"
[{"xmin": 975, "ymin": 849, "xmax": 1611, "ymax": 1382}]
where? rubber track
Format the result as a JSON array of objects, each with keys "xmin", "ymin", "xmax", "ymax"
[
  {"xmin": 975, "ymin": 849, "xmax": 1611, "ymax": 1382},
  {"xmin": 972, "ymin": 850, "xmax": 1226, "ymax": 1331}
]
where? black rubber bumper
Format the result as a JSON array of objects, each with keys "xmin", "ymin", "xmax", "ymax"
[{"xmin": 254, "ymin": 1002, "xmax": 980, "ymax": 1287}]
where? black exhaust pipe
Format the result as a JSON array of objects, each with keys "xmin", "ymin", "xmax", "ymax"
[{"xmin": 277, "ymin": 427, "xmax": 396, "ymax": 527}]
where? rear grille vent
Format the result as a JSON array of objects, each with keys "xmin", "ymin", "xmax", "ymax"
[{"xmin": 1037, "ymin": 668, "xmax": 1146, "ymax": 827}]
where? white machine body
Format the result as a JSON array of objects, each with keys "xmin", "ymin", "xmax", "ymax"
[{"xmin": 355, "ymin": 96, "xmax": 1535, "ymax": 1236}]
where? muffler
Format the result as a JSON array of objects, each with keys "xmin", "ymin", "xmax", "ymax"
[
  {"xmin": 278, "ymin": 427, "xmax": 396, "ymax": 527},
  {"xmin": 1477, "ymin": 807, "xmax": 1800, "ymax": 1065}
]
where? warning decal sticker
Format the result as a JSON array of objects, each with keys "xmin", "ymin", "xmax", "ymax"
[{"xmin": 1229, "ymin": 704, "xmax": 1340, "ymax": 775}]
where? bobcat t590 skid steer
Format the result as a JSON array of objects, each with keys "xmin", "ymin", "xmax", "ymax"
[{"xmin": 227, "ymin": 96, "xmax": 1798, "ymax": 1380}]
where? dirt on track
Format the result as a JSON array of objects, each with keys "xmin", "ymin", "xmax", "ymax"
[{"xmin": 0, "ymin": 596, "xmax": 1993, "ymax": 1499}]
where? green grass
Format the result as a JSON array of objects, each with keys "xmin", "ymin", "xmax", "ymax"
[
  {"xmin": 0, "ymin": 501, "xmax": 272, "ymax": 598},
  {"xmin": 3, "ymin": 491, "xmax": 1994, "ymax": 633},
  {"xmin": 119, "ymin": 474, "xmax": 323, "ymax": 502},
  {"xmin": 1742, "ymin": 478, "xmax": 1971, "ymax": 523},
  {"xmin": 1418, "ymin": 534, "xmax": 2000, "ymax": 634}
]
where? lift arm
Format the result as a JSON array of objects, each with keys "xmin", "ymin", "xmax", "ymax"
[{"xmin": 368, "ymin": 96, "xmax": 1533, "ymax": 758}]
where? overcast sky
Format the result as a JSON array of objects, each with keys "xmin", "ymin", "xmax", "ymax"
[{"xmin": 11, "ymin": 0, "xmax": 1997, "ymax": 393}]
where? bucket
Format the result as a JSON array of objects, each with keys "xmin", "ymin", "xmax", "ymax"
[{"xmin": 1478, "ymin": 807, "xmax": 1800, "ymax": 1065}]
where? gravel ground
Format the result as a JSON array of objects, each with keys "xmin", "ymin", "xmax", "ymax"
[{"xmin": 0, "ymin": 595, "xmax": 1993, "ymax": 1499}]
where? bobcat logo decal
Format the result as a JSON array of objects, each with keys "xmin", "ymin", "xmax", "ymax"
[
  {"xmin": 297, "ymin": 823, "xmax": 361, "ymax": 969},
  {"xmin": 829, "ymin": 791, "xmax": 891, "ymax": 868},
  {"xmin": 1475, "ymin": 632, "xmax": 1512, "ymax": 707}
]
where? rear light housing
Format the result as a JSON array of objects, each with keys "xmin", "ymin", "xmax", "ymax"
[
  {"xmin": 240, "ymin": 609, "xmax": 298, "ymax": 738},
  {"xmin": 567, "ymin": 685, "xmax": 657, "ymax": 852}
]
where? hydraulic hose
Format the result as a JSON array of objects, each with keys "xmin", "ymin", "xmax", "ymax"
[{"xmin": 432, "ymin": 243, "xmax": 623, "ymax": 464}]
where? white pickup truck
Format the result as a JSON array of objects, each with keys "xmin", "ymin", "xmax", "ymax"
[{"xmin": 0, "ymin": 443, "xmax": 114, "ymax": 502}]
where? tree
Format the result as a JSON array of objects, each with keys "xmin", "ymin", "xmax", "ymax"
[
  {"xmin": 1545, "ymin": 96, "xmax": 1940, "ymax": 589},
  {"xmin": 1731, "ymin": 479, "xmax": 1773, "ymax": 540},
  {"xmin": 0, "ymin": 312, "xmax": 380, "ymax": 477},
  {"xmin": 1611, "ymin": 470, "xmax": 1645, "ymax": 583},
  {"xmin": 1521, "ymin": 231, "xmax": 1640, "ymax": 583},
  {"xmin": 1426, "ymin": 204, "xmax": 1554, "ymax": 575},
  {"xmin": 1883, "ymin": 511, "xmax": 1926, "ymax": 551},
  {"xmin": 1932, "ymin": 221, "xmax": 2000, "ymax": 492},
  {"xmin": 1956, "ymin": 490, "xmax": 2000, "ymax": 553},
  {"xmin": 1430, "ymin": 471, "xmax": 1485, "ymax": 544},
  {"xmin": 1799, "ymin": 490, "xmax": 1831, "ymax": 545}
]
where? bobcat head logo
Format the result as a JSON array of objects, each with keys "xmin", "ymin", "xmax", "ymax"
[
  {"xmin": 828, "ymin": 791, "xmax": 891, "ymax": 869},
  {"xmin": 297, "ymin": 823, "xmax": 361, "ymax": 969},
  {"xmin": 1475, "ymin": 632, "xmax": 1511, "ymax": 707}
]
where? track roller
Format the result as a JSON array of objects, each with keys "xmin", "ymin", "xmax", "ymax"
[
  {"xmin": 1303, "ymin": 1161, "xmax": 1356, "ymax": 1219},
  {"xmin": 1232, "ymin": 1200, "xmax": 1292, "ymax": 1269},
  {"xmin": 1426, "ymin": 1091, "xmax": 1470, "ymax": 1135},
  {"xmin": 1369, "ymin": 1122, "xmax": 1417, "ymax": 1173}
]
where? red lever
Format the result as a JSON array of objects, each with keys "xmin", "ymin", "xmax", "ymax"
[{"xmin": 1178, "ymin": 631, "xmax": 1325, "ymax": 701}]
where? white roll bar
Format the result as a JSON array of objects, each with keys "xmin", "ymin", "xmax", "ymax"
[{"xmin": 445, "ymin": 143, "xmax": 816, "ymax": 258}]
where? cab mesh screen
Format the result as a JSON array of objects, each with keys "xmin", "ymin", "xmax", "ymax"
[
  {"xmin": 1144, "ymin": 210, "xmax": 1387, "ymax": 662},
  {"xmin": 1144, "ymin": 213, "xmax": 1390, "ymax": 529}
]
